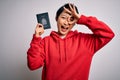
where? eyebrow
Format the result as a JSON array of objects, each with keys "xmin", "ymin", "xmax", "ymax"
[
  {"xmin": 61, "ymin": 12, "xmax": 72, "ymax": 17},
  {"xmin": 65, "ymin": 12, "xmax": 71, "ymax": 16}
]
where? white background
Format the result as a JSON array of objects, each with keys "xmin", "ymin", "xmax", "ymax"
[{"xmin": 0, "ymin": 0, "xmax": 119, "ymax": 80}]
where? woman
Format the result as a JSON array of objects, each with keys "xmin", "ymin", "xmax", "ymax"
[{"xmin": 27, "ymin": 3, "xmax": 114, "ymax": 80}]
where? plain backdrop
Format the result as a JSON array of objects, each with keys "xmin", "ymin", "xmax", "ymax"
[{"xmin": 0, "ymin": 0, "xmax": 120, "ymax": 80}]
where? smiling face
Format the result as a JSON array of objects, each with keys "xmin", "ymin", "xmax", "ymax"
[{"xmin": 56, "ymin": 10, "xmax": 75, "ymax": 36}]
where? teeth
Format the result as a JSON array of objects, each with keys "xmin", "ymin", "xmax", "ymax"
[{"xmin": 62, "ymin": 26, "xmax": 68, "ymax": 29}]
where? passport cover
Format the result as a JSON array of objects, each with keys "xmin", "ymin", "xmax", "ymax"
[{"xmin": 36, "ymin": 12, "xmax": 51, "ymax": 29}]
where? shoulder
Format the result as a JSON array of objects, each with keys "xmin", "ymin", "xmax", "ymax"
[
  {"xmin": 43, "ymin": 35, "xmax": 51, "ymax": 40},
  {"xmin": 72, "ymin": 30, "xmax": 94, "ymax": 39}
]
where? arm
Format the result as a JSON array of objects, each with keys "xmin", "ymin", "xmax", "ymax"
[
  {"xmin": 63, "ymin": 4, "xmax": 114, "ymax": 53},
  {"xmin": 27, "ymin": 23, "xmax": 45, "ymax": 70},
  {"xmin": 77, "ymin": 15, "xmax": 115, "ymax": 53}
]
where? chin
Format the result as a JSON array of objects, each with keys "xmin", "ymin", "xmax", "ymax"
[{"xmin": 60, "ymin": 31, "xmax": 68, "ymax": 36}]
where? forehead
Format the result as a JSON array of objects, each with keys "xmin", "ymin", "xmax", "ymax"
[{"xmin": 60, "ymin": 10, "xmax": 72, "ymax": 16}]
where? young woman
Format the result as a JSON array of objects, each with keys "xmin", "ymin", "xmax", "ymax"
[{"xmin": 27, "ymin": 3, "xmax": 114, "ymax": 80}]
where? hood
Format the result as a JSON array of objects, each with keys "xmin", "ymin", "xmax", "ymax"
[
  {"xmin": 50, "ymin": 30, "xmax": 79, "ymax": 63},
  {"xmin": 50, "ymin": 30, "xmax": 78, "ymax": 39}
]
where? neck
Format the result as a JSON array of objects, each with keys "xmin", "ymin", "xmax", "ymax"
[
  {"xmin": 58, "ymin": 32, "xmax": 67, "ymax": 39},
  {"xmin": 60, "ymin": 35, "xmax": 66, "ymax": 39}
]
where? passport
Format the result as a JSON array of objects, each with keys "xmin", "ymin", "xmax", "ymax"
[{"xmin": 36, "ymin": 12, "xmax": 51, "ymax": 29}]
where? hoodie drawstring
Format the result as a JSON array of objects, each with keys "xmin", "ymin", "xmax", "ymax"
[
  {"xmin": 58, "ymin": 39, "xmax": 68, "ymax": 63},
  {"xmin": 64, "ymin": 39, "xmax": 67, "ymax": 62},
  {"xmin": 58, "ymin": 40, "xmax": 62, "ymax": 62}
]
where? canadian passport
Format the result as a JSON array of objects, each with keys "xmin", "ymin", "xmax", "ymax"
[{"xmin": 36, "ymin": 12, "xmax": 51, "ymax": 29}]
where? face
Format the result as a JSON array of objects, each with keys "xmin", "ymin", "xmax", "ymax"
[{"xmin": 56, "ymin": 10, "xmax": 75, "ymax": 36}]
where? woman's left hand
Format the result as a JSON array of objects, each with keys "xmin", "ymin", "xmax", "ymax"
[{"xmin": 63, "ymin": 3, "xmax": 81, "ymax": 24}]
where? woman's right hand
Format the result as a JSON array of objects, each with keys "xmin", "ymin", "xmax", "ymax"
[{"xmin": 35, "ymin": 23, "xmax": 44, "ymax": 37}]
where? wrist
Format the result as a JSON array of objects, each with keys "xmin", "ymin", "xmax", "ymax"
[
  {"xmin": 35, "ymin": 33, "xmax": 41, "ymax": 37},
  {"xmin": 75, "ymin": 14, "xmax": 81, "ymax": 24},
  {"xmin": 76, "ymin": 14, "xmax": 81, "ymax": 20},
  {"xmin": 77, "ymin": 15, "xmax": 86, "ymax": 24}
]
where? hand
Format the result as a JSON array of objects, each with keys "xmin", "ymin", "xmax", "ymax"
[
  {"xmin": 35, "ymin": 23, "xmax": 44, "ymax": 37},
  {"xmin": 64, "ymin": 3, "xmax": 80, "ymax": 24}
]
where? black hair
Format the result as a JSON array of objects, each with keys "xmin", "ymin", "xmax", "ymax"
[{"xmin": 55, "ymin": 3, "xmax": 79, "ymax": 21}]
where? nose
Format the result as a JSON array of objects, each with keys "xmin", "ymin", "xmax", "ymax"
[
  {"xmin": 64, "ymin": 19, "xmax": 70, "ymax": 26},
  {"xmin": 64, "ymin": 20, "xmax": 68, "ymax": 25}
]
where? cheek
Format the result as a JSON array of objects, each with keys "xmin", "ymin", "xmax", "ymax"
[
  {"xmin": 57, "ymin": 21, "xmax": 61, "ymax": 29},
  {"xmin": 57, "ymin": 20, "xmax": 62, "ymax": 27}
]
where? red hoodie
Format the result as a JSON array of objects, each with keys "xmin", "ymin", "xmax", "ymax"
[{"xmin": 27, "ymin": 15, "xmax": 114, "ymax": 80}]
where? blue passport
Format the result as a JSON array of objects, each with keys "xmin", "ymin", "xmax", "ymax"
[{"xmin": 36, "ymin": 12, "xmax": 51, "ymax": 29}]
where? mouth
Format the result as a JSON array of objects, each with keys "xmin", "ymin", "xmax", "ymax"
[{"xmin": 61, "ymin": 26, "xmax": 69, "ymax": 32}]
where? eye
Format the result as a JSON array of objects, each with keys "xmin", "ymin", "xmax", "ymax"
[
  {"xmin": 62, "ymin": 17, "xmax": 65, "ymax": 19},
  {"xmin": 61, "ymin": 16, "xmax": 67, "ymax": 19},
  {"xmin": 70, "ymin": 17, "xmax": 74, "ymax": 21}
]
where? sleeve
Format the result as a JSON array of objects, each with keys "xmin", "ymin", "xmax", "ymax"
[
  {"xmin": 27, "ymin": 34, "xmax": 45, "ymax": 70},
  {"xmin": 77, "ymin": 15, "xmax": 115, "ymax": 54}
]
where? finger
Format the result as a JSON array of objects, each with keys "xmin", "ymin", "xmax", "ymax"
[
  {"xmin": 69, "ymin": 3, "xmax": 74, "ymax": 11},
  {"xmin": 67, "ymin": 16, "xmax": 74, "ymax": 22},
  {"xmin": 72, "ymin": 4, "xmax": 76, "ymax": 12},
  {"xmin": 69, "ymin": 4, "xmax": 77, "ymax": 14},
  {"xmin": 39, "ymin": 25, "xmax": 42, "ymax": 27},
  {"xmin": 68, "ymin": 19, "xmax": 77, "ymax": 25},
  {"xmin": 37, "ymin": 23, "xmax": 43, "ymax": 28},
  {"xmin": 69, "ymin": 21, "xmax": 76, "ymax": 25},
  {"xmin": 63, "ymin": 7, "xmax": 72, "ymax": 14}
]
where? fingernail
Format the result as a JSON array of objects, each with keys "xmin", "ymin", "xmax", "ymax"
[{"xmin": 39, "ymin": 25, "xmax": 42, "ymax": 27}]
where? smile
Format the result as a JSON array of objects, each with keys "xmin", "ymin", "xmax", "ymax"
[
  {"xmin": 61, "ymin": 26, "xmax": 69, "ymax": 32},
  {"xmin": 61, "ymin": 26, "xmax": 69, "ymax": 29}
]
